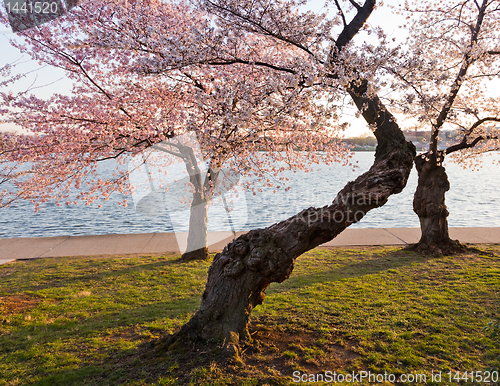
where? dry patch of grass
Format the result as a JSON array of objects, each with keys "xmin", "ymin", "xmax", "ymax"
[{"xmin": 0, "ymin": 294, "xmax": 41, "ymax": 316}]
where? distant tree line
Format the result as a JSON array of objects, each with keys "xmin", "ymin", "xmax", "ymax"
[{"xmin": 342, "ymin": 135, "xmax": 377, "ymax": 148}]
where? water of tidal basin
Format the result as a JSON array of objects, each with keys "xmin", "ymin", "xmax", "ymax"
[{"xmin": 0, "ymin": 151, "xmax": 499, "ymax": 238}]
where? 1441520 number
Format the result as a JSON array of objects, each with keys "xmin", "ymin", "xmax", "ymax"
[{"xmin": 5, "ymin": 2, "xmax": 58, "ymax": 14}]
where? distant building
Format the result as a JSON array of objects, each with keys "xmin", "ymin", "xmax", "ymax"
[
  {"xmin": 403, "ymin": 129, "xmax": 459, "ymax": 152},
  {"xmin": 403, "ymin": 130, "xmax": 429, "ymax": 152}
]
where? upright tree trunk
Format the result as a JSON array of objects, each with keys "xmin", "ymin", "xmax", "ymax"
[
  {"xmin": 182, "ymin": 194, "xmax": 210, "ymax": 261},
  {"xmin": 177, "ymin": 144, "xmax": 214, "ymax": 261},
  {"xmin": 154, "ymin": 80, "xmax": 417, "ymax": 361},
  {"xmin": 411, "ymin": 154, "xmax": 464, "ymax": 255}
]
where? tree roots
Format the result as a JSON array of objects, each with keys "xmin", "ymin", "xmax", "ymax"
[
  {"xmin": 180, "ymin": 247, "xmax": 210, "ymax": 262},
  {"xmin": 405, "ymin": 238, "xmax": 478, "ymax": 256}
]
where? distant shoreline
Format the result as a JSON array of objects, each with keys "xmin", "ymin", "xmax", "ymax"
[{"xmin": 351, "ymin": 147, "xmax": 376, "ymax": 152}]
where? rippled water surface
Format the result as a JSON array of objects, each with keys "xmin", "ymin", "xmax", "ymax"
[{"xmin": 1, "ymin": 151, "xmax": 499, "ymax": 238}]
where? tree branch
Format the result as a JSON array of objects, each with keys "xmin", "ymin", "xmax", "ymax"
[
  {"xmin": 94, "ymin": 149, "xmax": 127, "ymax": 162},
  {"xmin": 334, "ymin": 0, "xmax": 376, "ymax": 52},
  {"xmin": 346, "ymin": 78, "xmax": 408, "ymax": 159},
  {"xmin": 182, "ymin": 72, "xmax": 207, "ymax": 92},
  {"xmin": 463, "ymin": 116, "xmax": 500, "ymax": 137},
  {"xmin": 204, "ymin": 59, "xmax": 297, "ymax": 75},
  {"xmin": 446, "ymin": 135, "xmax": 498, "ymax": 154},
  {"xmin": 202, "ymin": 0, "xmax": 316, "ymax": 58},
  {"xmin": 333, "ymin": 0, "xmax": 348, "ymax": 27},
  {"xmin": 347, "ymin": 0, "xmax": 362, "ymax": 11},
  {"xmin": 429, "ymin": 0, "xmax": 489, "ymax": 158},
  {"xmin": 445, "ymin": 116, "xmax": 500, "ymax": 154}
]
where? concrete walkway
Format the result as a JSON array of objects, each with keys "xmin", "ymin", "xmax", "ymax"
[{"xmin": 0, "ymin": 227, "xmax": 499, "ymax": 265}]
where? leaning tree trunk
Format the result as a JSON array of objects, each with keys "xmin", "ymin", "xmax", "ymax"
[
  {"xmin": 410, "ymin": 153, "xmax": 464, "ymax": 255},
  {"xmin": 154, "ymin": 79, "xmax": 416, "ymax": 361}
]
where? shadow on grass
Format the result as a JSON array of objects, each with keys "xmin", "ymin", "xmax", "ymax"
[
  {"xmin": 1, "ymin": 297, "xmax": 202, "ymax": 386},
  {"xmin": 3, "ymin": 256, "xmax": 208, "ymax": 293},
  {"xmin": 269, "ymin": 247, "xmax": 435, "ymax": 294},
  {"xmin": 1, "ymin": 246, "xmax": 498, "ymax": 385}
]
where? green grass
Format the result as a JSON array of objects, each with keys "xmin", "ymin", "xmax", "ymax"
[{"xmin": 0, "ymin": 246, "xmax": 499, "ymax": 385}]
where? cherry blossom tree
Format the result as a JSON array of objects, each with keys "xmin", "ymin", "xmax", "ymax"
[
  {"xmin": 146, "ymin": 0, "xmax": 416, "ymax": 360},
  {"xmin": 387, "ymin": 0, "xmax": 500, "ymax": 254},
  {"xmin": 0, "ymin": 131, "xmax": 23, "ymax": 208},
  {"xmin": 0, "ymin": 0, "xmax": 348, "ymax": 260},
  {"xmin": 0, "ymin": 63, "xmax": 26, "ymax": 208},
  {"xmin": 1, "ymin": 0, "xmax": 418, "ymax": 361}
]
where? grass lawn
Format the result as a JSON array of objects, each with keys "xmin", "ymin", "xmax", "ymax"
[{"xmin": 0, "ymin": 245, "xmax": 498, "ymax": 385}]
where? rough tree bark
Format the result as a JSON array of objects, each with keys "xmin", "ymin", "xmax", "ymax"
[
  {"xmin": 410, "ymin": 143, "xmax": 500, "ymax": 255},
  {"xmin": 154, "ymin": 79, "xmax": 416, "ymax": 360},
  {"xmin": 413, "ymin": 154, "xmax": 451, "ymax": 245},
  {"xmin": 410, "ymin": 152, "xmax": 470, "ymax": 255},
  {"xmin": 406, "ymin": 0, "xmax": 491, "ymax": 255}
]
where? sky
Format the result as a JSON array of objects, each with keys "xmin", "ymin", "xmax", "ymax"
[{"xmin": 0, "ymin": 0, "xmax": 406, "ymax": 137}]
